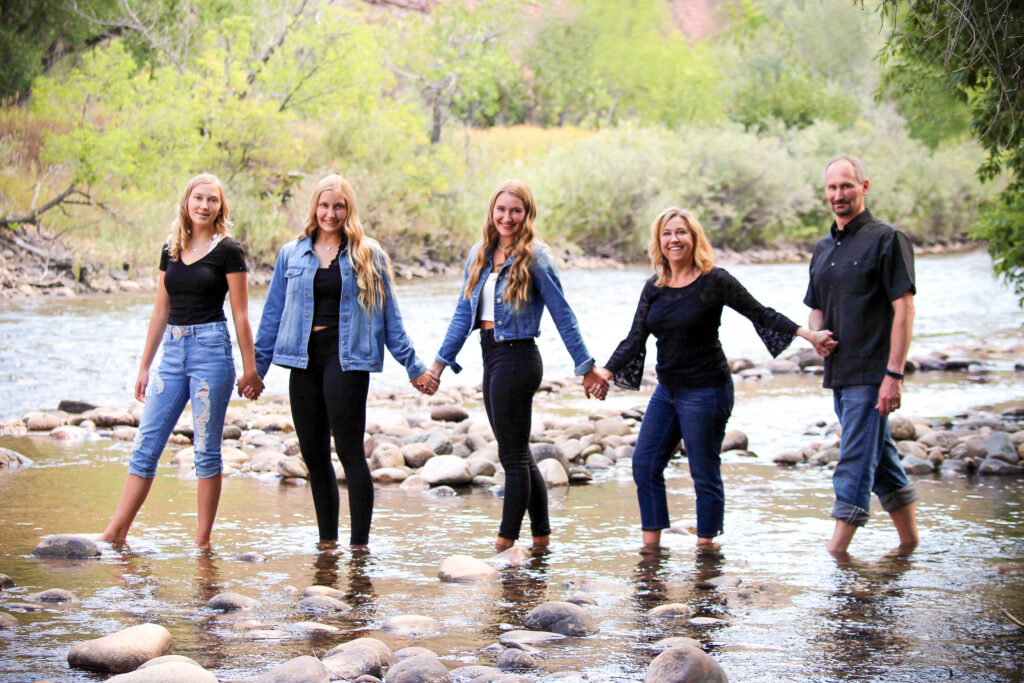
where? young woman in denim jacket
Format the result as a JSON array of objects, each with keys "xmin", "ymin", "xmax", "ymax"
[
  {"xmin": 593, "ymin": 208, "xmax": 835, "ymax": 552},
  {"xmin": 428, "ymin": 179, "xmax": 608, "ymax": 553},
  {"xmin": 98, "ymin": 173, "xmax": 263, "ymax": 549},
  {"xmin": 255, "ymin": 174, "xmax": 437, "ymax": 550}
]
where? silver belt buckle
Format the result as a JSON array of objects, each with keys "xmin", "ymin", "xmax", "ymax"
[{"xmin": 172, "ymin": 327, "xmax": 182, "ymax": 339}]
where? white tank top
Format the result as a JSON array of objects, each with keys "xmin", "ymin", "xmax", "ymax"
[{"xmin": 479, "ymin": 272, "xmax": 498, "ymax": 322}]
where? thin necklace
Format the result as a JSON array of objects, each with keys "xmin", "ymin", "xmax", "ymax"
[{"xmin": 190, "ymin": 233, "xmax": 218, "ymax": 253}]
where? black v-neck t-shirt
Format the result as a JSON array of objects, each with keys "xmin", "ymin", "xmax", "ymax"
[{"xmin": 160, "ymin": 237, "xmax": 247, "ymax": 325}]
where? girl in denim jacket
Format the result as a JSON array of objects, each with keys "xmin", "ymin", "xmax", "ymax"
[
  {"xmin": 255, "ymin": 174, "xmax": 436, "ymax": 550},
  {"xmin": 429, "ymin": 179, "xmax": 607, "ymax": 553}
]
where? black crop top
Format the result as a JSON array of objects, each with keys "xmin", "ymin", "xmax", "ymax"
[
  {"xmin": 605, "ymin": 268, "xmax": 798, "ymax": 390},
  {"xmin": 312, "ymin": 255, "xmax": 341, "ymax": 329},
  {"xmin": 160, "ymin": 237, "xmax": 247, "ymax": 325}
]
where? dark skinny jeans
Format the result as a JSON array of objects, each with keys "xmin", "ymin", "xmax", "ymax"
[
  {"xmin": 289, "ymin": 328, "xmax": 372, "ymax": 545},
  {"xmin": 480, "ymin": 329, "xmax": 549, "ymax": 541}
]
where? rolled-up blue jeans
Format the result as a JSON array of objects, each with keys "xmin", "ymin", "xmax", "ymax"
[
  {"xmin": 129, "ymin": 322, "xmax": 236, "ymax": 479},
  {"xmin": 632, "ymin": 382, "xmax": 734, "ymax": 538},
  {"xmin": 831, "ymin": 384, "xmax": 919, "ymax": 526}
]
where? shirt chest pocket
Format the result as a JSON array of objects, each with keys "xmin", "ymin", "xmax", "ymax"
[
  {"xmin": 284, "ymin": 267, "xmax": 307, "ymax": 298},
  {"xmin": 834, "ymin": 259, "xmax": 873, "ymax": 294}
]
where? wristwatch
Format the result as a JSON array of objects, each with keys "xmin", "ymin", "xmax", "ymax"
[{"xmin": 884, "ymin": 369, "xmax": 904, "ymax": 381}]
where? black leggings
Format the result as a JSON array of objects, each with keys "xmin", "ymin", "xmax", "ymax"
[
  {"xmin": 480, "ymin": 329, "xmax": 548, "ymax": 541},
  {"xmin": 289, "ymin": 328, "xmax": 372, "ymax": 545}
]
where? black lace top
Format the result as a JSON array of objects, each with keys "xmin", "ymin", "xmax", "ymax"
[{"xmin": 604, "ymin": 268, "xmax": 799, "ymax": 390}]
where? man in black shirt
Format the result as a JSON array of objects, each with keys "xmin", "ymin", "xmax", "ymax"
[{"xmin": 804, "ymin": 154, "xmax": 920, "ymax": 555}]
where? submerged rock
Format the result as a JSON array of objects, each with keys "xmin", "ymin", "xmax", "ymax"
[
  {"xmin": 323, "ymin": 637, "xmax": 395, "ymax": 679},
  {"xmin": 0, "ymin": 612, "xmax": 18, "ymax": 629},
  {"xmin": 496, "ymin": 648, "xmax": 536, "ymax": 671},
  {"xmin": 29, "ymin": 588, "xmax": 75, "ymax": 602},
  {"xmin": 107, "ymin": 661, "xmax": 217, "ymax": 682},
  {"xmin": 438, "ymin": 555, "xmax": 499, "ymax": 582},
  {"xmin": 498, "ymin": 630, "xmax": 566, "ymax": 645},
  {"xmin": 645, "ymin": 644, "xmax": 728, "ymax": 682},
  {"xmin": 385, "ymin": 653, "xmax": 451, "ymax": 683},
  {"xmin": 0, "ymin": 447, "xmax": 32, "ymax": 470},
  {"xmin": 297, "ymin": 595, "xmax": 351, "ymax": 613},
  {"xmin": 32, "ymin": 535, "xmax": 100, "ymax": 559},
  {"xmin": 382, "ymin": 614, "xmax": 442, "ymax": 637},
  {"xmin": 208, "ymin": 592, "xmax": 259, "ymax": 611},
  {"xmin": 646, "ymin": 603, "xmax": 695, "ymax": 619},
  {"xmin": 255, "ymin": 655, "xmax": 335, "ymax": 683},
  {"xmin": 524, "ymin": 601, "xmax": 598, "ymax": 636},
  {"xmin": 67, "ymin": 623, "xmax": 173, "ymax": 673}
]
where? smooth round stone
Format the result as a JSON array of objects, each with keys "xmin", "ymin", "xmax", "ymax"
[
  {"xmin": 138, "ymin": 655, "xmax": 204, "ymax": 670},
  {"xmin": 651, "ymin": 636, "xmax": 703, "ymax": 651},
  {"xmin": 372, "ymin": 467, "xmax": 409, "ymax": 483},
  {"xmin": 498, "ymin": 630, "xmax": 566, "ymax": 645},
  {"xmin": 0, "ymin": 612, "xmax": 18, "ymax": 629},
  {"xmin": 451, "ymin": 664, "xmax": 501, "ymax": 681},
  {"xmin": 537, "ymin": 459, "xmax": 569, "ymax": 486},
  {"xmin": 290, "ymin": 621, "xmax": 340, "ymax": 633},
  {"xmin": 431, "ymin": 404, "xmax": 469, "ymax": 422},
  {"xmin": 385, "ymin": 653, "xmax": 450, "ymax": 683},
  {"xmin": 421, "ymin": 455, "xmax": 472, "ymax": 485},
  {"xmin": 67, "ymin": 623, "xmax": 173, "ymax": 673},
  {"xmin": 689, "ymin": 616, "xmax": 728, "ymax": 625},
  {"xmin": 32, "ymin": 535, "xmax": 100, "ymax": 558},
  {"xmin": 563, "ymin": 593, "xmax": 597, "ymax": 606},
  {"xmin": 381, "ymin": 614, "xmax": 442, "ymax": 637},
  {"xmin": 524, "ymin": 601, "xmax": 598, "ymax": 636},
  {"xmin": 0, "ymin": 573, "xmax": 15, "ymax": 588},
  {"xmin": 395, "ymin": 646, "xmax": 439, "ymax": 660},
  {"xmin": 254, "ymin": 655, "xmax": 335, "ymax": 683},
  {"xmin": 402, "ymin": 443, "xmax": 437, "ymax": 468},
  {"xmin": 297, "ymin": 595, "xmax": 351, "ymax": 613},
  {"xmin": 401, "ymin": 474, "xmax": 431, "ymax": 491},
  {"xmin": 438, "ymin": 555, "xmax": 499, "ymax": 583},
  {"xmin": 0, "ymin": 447, "xmax": 32, "ymax": 469},
  {"xmin": 644, "ymin": 644, "xmax": 727, "ymax": 682},
  {"xmin": 302, "ymin": 585, "xmax": 345, "ymax": 599},
  {"xmin": 723, "ymin": 583, "xmax": 792, "ymax": 609},
  {"xmin": 323, "ymin": 636, "xmax": 395, "ymax": 680},
  {"xmin": 497, "ymin": 648, "xmax": 536, "ymax": 671},
  {"xmin": 107, "ymin": 662, "xmax": 217, "ymax": 682},
  {"xmin": 208, "ymin": 592, "xmax": 259, "ymax": 611},
  {"xmin": 30, "ymin": 588, "xmax": 75, "ymax": 602},
  {"xmin": 646, "ymin": 603, "xmax": 695, "ymax": 619}
]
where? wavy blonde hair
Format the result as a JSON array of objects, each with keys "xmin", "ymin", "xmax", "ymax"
[
  {"xmin": 648, "ymin": 207, "xmax": 715, "ymax": 287},
  {"xmin": 166, "ymin": 173, "xmax": 232, "ymax": 261},
  {"xmin": 303, "ymin": 174, "xmax": 389, "ymax": 311},
  {"xmin": 463, "ymin": 179, "xmax": 536, "ymax": 308}
]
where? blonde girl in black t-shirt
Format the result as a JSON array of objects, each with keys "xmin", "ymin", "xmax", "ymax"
[{"xmin": 97, "ymin": 173, "xmax": 262, "ymax": 549}]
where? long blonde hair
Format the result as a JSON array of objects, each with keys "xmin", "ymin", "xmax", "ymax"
[
  {"xmin": 303, "ymin": 174, "xmax": 389, "ymax": 311},
  {"xmin": 463, "ymin": 179, "xmax": 536, "ymax": 308},
  {"xmin": 166, "ymin": 173, "xmax": 232, "ymax": 261},
  {"xmin": 648, "ymin": 207, "xmax": 715, "ymax": 287}
]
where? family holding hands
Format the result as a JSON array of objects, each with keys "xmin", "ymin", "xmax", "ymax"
[{"xmin": 99, "ymin": 154, "xmax": 921, "ymax": 560}]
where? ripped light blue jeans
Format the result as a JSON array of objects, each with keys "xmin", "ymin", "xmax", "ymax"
[{"xmin": 129, "ymin": 322, "xmax": 235, "ymax": 479}]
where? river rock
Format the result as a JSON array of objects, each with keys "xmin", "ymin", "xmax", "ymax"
[
  {"xmin": 497, "ymin": 648, "xmax": 536, "ymax": 671},
  {"xmin": 772, "ymin": 451, "xmax": 804, "ymax": 465},
  {"xmin": 422, "ymin": 455, "xmax": 472, "ymax": 485},
  {"xmin": 644, "ymin": 644, "xmax": 727, "ymax": 683},
  {"xmin": 594, "ymin": 417, "xmax": 631, "ymax": 437},
  {"xmin": 492, "ymin": 545, "xmax": 532, "ymax": 566},
  {"xmin": 451, "ymin": 665, "xmax": 502, "ymax": 681},
  {"xmin": 896, "ymin": 440, "xmax": 928, "ymax": 460},
  {"xmin": 404, "ymin": 430, "xmax": 453, "ymax": 455},
  {"xmin": 723, "ymin": 583, "xmax": 792, "ymax": 609},
  {"xmin": 372, "ymin": 467, "xmax": 409, "ymax": 483},
  {"xmin": 651, "ymin": 636, "xmax": 703, "ymax": 651},
  {"xmin": 402, "ymin": 443, "xmax": 437, "ymax": 468},
  {"xmin": 289, "ymin": 621, "xmax": 340, "ymax": 633},
  {"xmin": 728, "ymin": 358, "xmax": 754, "ymax": 373},
  {"xmin": 0, "ymin": 612, "xmax": 18, "ymax": 628},
  {"xmin": 940, "ymin": 458, "xmax": 973, "ymax": 475},
  {"xmin": 532, "ymin": 442, "xmax": 571, "ymax": 470},
  {"xmin": 67, "ymin": 623, "xmax": 173, "ymax": 673},
  {"xmin": 82, "ymin": 407, "xmax": 136, "ymax": 427},
  {"xmin": 647, "ymin": 603, "xmax": 695, "ymax": 619},
  {"xmin": 58, "ymin": 399, "xmax": 98, "ymax": 414},
  {"xmin": 720, "ymin": 430, "xmax": 748, "ymax": 452},
  {"xmin": 978, "ymin": 458, "xmax": 1024, "ymax": 475},
  {"xmin": 438, "ymin": 555, "xmax": 498, "ymax": 582},
  {"xmin": 889, "ymin": 416, "xmax": 916, "ymax": 440},
  {"xmin": 251, "ymin": 414, "xmax": 294, "ymax": 432},
  {"xmin": 564, "ymin": 593, "xmax": 597, "ymax": 606},
  {"xmin": 382, "ymin": 614, "xmax": 442, "ymax": 637},
  {"xmin": 918, "ymin": 431, "xmax": 959, "ymax": 449},
  {"xmin": 468, "ymin": 457, "xmax": 496, "ymax": 477},
  {"xmin": 323, "ymin": 637, "xmax": 395, "ymax": 679},
  {"xmin": 277, "ymin": 456, "xmax": 309, "ymax": 479},
  {"xmin": 901, "ymin": 454, "xmax": 934, "ymax": 474},
  {"xmin": 537, "ymin": 459, "xmax": 569, "ymax": 486},
  {"xmin": 431, "ymin": 405, "xmax": 469, "ymax": 422},
  {"xmin": 298, "ymin": 595, "xmax": 350, "ymax": 612},
  {"xmin": 385, "ymin": 653, "xmax": 450, "ymax": 683},
  {"xmin": 370, "ymin": 443, "xmax": 405, "ymax": 470},
  {"xmin": 30, "ymin": 588, "xmax": 75, "ymax": 602},
  {"xmin": 301, "ymin": 585, "xmax": 345, "ymax": 599},
  {"xmin": 108, "ymin": 661, "xmax": 217, "ymax": 682},
  {"xmin": 24, "ymin": 412, "xmax": 62, "ymax": 431},
  {"xmin": 987, "ymin": 432, "xmax": 1020, "ymax": 463},
  {"xmin": 499, "ymin": 630, "xmax": 566, "ymax": 645},
  {"xmin": 33, "ymin": 535, "xmax": 100, "ymax": 558},
  {"xmin": 255, "ymin": 655, "xmax": 335, "ymax": 683},
  {"xmin": 0, "ymin": 573, "xmax": 14, "ymax": 588},
  {"xmin": 395, "ymin": 646, "xmax": 438, "ymax": 660},
  {"xmin": 401, "ymin": 474, "xmax": 431, "ymax": 491},
  {"xmin": 524, "ymin": 601, "xmax": 598, "ymax": 636},
  {"xmin": 809, "ymin": 447, "xmax": 840, "ymax": 467},
  {"xmin": 209, "ymin": 592, "xmax": 258, "ymax": 611},
  {"xmin": 50, "ymin": 424, "xmax": 90, "ymax": 441},
  {"xmin": 766, "ymin": 359, "xmax": 801, "ymax": 374},
  {"xmin": 586, "ymin": 453, "xmax": 614, "ymax": 468},
  {"xmin": 0, "ymin": 447, "xmax": 32, "ymax": 469}
]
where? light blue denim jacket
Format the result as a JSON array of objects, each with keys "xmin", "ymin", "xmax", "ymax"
[
  {"xmin": 436, "ymin": 241, "xmax": 595, "ymax": 375},
  {"xmin": 254, "ymin": 237, "xmax": 427, "ymax": 380}
]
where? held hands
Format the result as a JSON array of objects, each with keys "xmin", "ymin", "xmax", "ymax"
[
  {"xmin": 237, "ymin": 371, "xmax": 265, "ymax": 400},
  {"xmin": 808, "ymin": 329, "xmax": 837, "ymax": 357},
  {"xmin": 412, "ymin": 369, "xmax": 440, "ymax": 396},
  {"xmin": 582, "ymin": 367, "xmax": 612, "ymax": 400}
]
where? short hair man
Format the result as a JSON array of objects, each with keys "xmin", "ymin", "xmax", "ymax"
[{"xmin": 804, "ymin": 154, "xmax": 920, "ymax": 554}]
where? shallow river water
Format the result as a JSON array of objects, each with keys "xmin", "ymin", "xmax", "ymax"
[{"xmin": 0, "ymin": 250, "xmax": 1022, "ymax": 681}]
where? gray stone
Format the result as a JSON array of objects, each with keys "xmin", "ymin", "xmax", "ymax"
[
  {"xmin": 431, "ymin": 405, "xmax": 469, "ymax": 422},
  {"xmin": 651, "ymin": 636, "xmax": 703, "ymax": 651},
  {"xmin": 0, "ymin": 447, "xmax": 32, "ymax": 470},
  {"xmin": 723, "ymin": 583, "xmax": 792, "ymax": 609},
  {"xmin": 809, "ymin": 447, "xmax": 840, "ymax": 467},
  {"xmin": 395, "ymin": 646, "xmax": 438, "ymax": 660},
  {"xmin": 297, "ymin": 595, "xmax": 350, "ymax": 612},
  {"xmin": 564, "ymin": 593, "xmax": 597, "ymax": 606},
  {"xmin": 896, "ymin": 440, "xmax": 928, "ymax": 460},
  {"xmin": 772, "ymin": 451, "xmax": 804, "ymax": 465},
  {"xmin": 67, "ymin": 623, "xmax": 173, "ymax": 673},
  {"xmin": 901, "ymin": 454, "xmax": 934, "ymax": 474},
  {"xmin": 428, "ymin": 485, "xmax": 459, "ymax": 497},
  {"xmin": 524, "ymin": 601, "xmax": 598, "ymax": 636},
  {"xmin": 255, "ymin": 655, "xmax": 335, "ymax": 683},
  {"xmin": 403, "ymin": 430, "xmax": 453, "ymax": 455},
  {"xmin": 537, "ymin": 458, "xmax": 569, "ymax": 486},
  {"xmin": 496, "ymin": 648, "xmax": 536, "ymax": 671},
  {"xmin": 208, "ymin": 592, "xmax": 258, "ymax": 611},
  {"xmin": 58, "ymin": 399, "xmax": 98, "ymax": 414},
  {"xmin": 978, "ymin": 458, "xmax": 1024, "ymax": 475},
  {"xmin": 889, "ymin": 416, "xmax": 916, "ymax": 440},
  {"xmin": 532, "ymin": 442, "xmax": 571, "ymax": 472},
  {"xmin": 323, "ymin": 637, "xmax": 395, "ymax": 679},
  {"xmin": 107, "ymin": 662, "xmax": 217, "ymax": 683},
  {"xmin": 644, "ymin": 644, "xmax": 727, "ymax": 682},
  {"xmin": 438, "ymin": 555, "xmax": 498, "ymax": 582},
  {"xmin": 918, "ymin": 430, "xmax": 959, "ymax": 449},
  {"xmin": 235, "ymin": 552, "xmax": 268, "ymax": 564},
  {"xmin": 0, "ymin": 612, "xmax": 18, "ymax": 629},
  {"xmin": 382, "ymin": 614, "xmax": 442, "ymax": 637},
  {"xmin": 720, "ymin": 430, "xmax": 748, "ymax": 452},
  {"xmin": 33, "ymin": 535, "xmax": 100, "ymax": 558},
  {"xmin": 451, "ymin": 665, "xmax": 501, "ymax": 681},
  {"xmin": 30, "ymin": 588, "xmax": 75, "ymax": 602},
  {"xmin": 402, "ymin": 442, "xmax": 437, "ymax": 468},
  {"xmin": 940, "ymin": 458, "xmax": 973, "ymax": 475},
  {"xmin": 987, "ymin": 432, "xmax": 1020, "ymax": 464},
  {"xmin": 766, "ymin": 359, "xmax": 801, "ymax": 374},
  {"xmin": 372, "ymin": 467, "xmax": 409, "ymax": 483},
  {"xmin": 385, "ymin": 653, "xmax": 451, "ymax": 683},
  {"xmin": 647, "ymin": 603, "xmax": 695, "ymax": 619}
]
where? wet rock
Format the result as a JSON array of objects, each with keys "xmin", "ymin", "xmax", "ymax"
[
  {"xmin": 594, "ymin": 417, "xmax": 631, "ymax": 437},
  {"xmin": 586, "ymin": 453, "xmax": 614, "ymax": 468},
  {"xmin": 978, "ymin": 458, "xmax": 1024, "ymax": 475},
  {"xmin": 562, "ymin": 579, "xmax": 632, "ymax": 596},
  {"xmin": 532, "ymin": 442, "xmax": 571, "ymax": 471},
  {"xmin": 901, "ymin": 454, "xmax": 934, "ymax": 475},
  {"xmin": 234, "ymin": 552, "xmax": 268, "ymax": 564},
  {"xmin": 728, "ymin": 358, "xmax": 754, "ymax": 373},
  {"xmin": 67, "ymin": 623, "xmax": 173, "ymax": 673},
  {"xmin": 382, "ymin": 614, "xmax": 442, "ymax": 637},
  {"xmin": 438, "ymin": 555, "xmax": 498, "ymax": 582},
  {"xmin": 400, "ymin": 474, "xmax": 431, "ymax": 491},
  {"xmin": 82, "ymin": 407, "xmax": 136, "ymax": 427},
  {"xmin": 0, "ymin": 573, "xmax": 14, "ymax": 589},
  {"xmin": 524, "ymin": 601, "xmax": 598, "ymax": 636},
  {"xmin": 431, "ymin": 405, "xmax": 469, "ymax": 422},
  {"xmin": 385, "ymin": 653, "xmax": 451, "ymax": 683},
  {"xmin": 689, "ymin": 616, "xmax": 728, "ymax": 625},
  {"xmin": 297, "ymin": 595, "xmax": 350, "ymax": 613},
  {"xmin": 255, "ymin": 655, "xmax": 335, "ymax": 683},
  {"xmin": 651, "ymin": 636, "xmax": 703, "ymax": 651},
  {"xmin": 468, "ymin": 457, "xmax": 496, "ymax": 477},
  {"xmin": 372, "ymin": 467, "xmax": 409, "ymax": 483},
  {"xmin": 370, "ymin": 443, "xmax": 405, "ymax": 470},
  {"xmin": 50, "ymin": 424, "xmax": 91, "ymax": 440},
  {"xmin": 723, "ymin": 583, "xmax": 792, "ymax": 609},
  {"xmin": 33, "ymin": 535, "xmax": 100, "ymax": 558},
  {"xmin": 918, "ymin": 430, "xmax": 959, "ymax": 449},
  {"xmin": 889, "ymin": 416, "xmax": 916, "ymax": 440},
  {"xmin": 0, "ymin": 612, "xmax": 17, "ymax": 629},
  {"xmin": 987, "ymin": 432, "xmax": 1020, "ymax": 464},
  {"xmin": 451, "ymin": 665, "xmax": 501, "ymax": 681},
  {"xmin": 558, "ymin": 438, "xmax": 584, "ymax": 461},
  {"xmin": 301, "ymin": 585, "xmax": 345, "ymax": 599},
  {"xmin": 537, "ymin": 459, "xmax": 569, "ymax": 486},
  {"xmin": 497, "ymin": 648, "xmax": 536, "ymax": 671},
  {"xmin": 277, "ymin": 456, "xmax": 309, "ymax": 479},
  {"xmin": 644, "ymin": 644, "xmax": 727, "ymax": 683},
  {"xmin": 289, "ymin": 621, "xmax": 340, "ymax": 633},
  {"xmin": 766, "ymin": 359, "xmax": 801, "ymax": 374},
  {"xmin": 402, "ymin": 443, "xmax": 437, "ymax": 468},
  {"xmin": 404, "ymin": 430, "xmax": 453, "ymax": 455},
  {"xmin": 809, "ymin": 447, "xmax": 840, "ymax": 467},
  {"xmin": 720, "ymin": 430, "xmax": 748, "ymax": 452},
  {"xmin": 772, "ymin": 450, "xmax": 804, "ymax": 465},
  {"xmin": 58, "ymin": 399, "xmax": 98, "ymax": 414},
  {"xmin": 896, "ymin": 440, "xmax": 928, "ymax": 460},
  {"xmin": 428, "ymin": 485, "xmax": 458, "ymax": 497},
  {"xmin": 492, "ymin": 545, "xmax": 532, "ymax": 566},
  {"xmin": 0, "ymin": 447, "xmax": 32, "ymax": 469},
  {"xmin": 24, "ymin": 412, "xmax": 62, "ymax": 431},
  {"xmin": 251, "ymin": 414, "xmax": 294, "ymax": 432},
  {"xmin": 499, "ymin": 630, "xmax": 566, "ymax": 646},
  {"xmin": 395, "ymin": 646, "xmax": 438, "ymax": 660},
  {"xmin": 564, "ymin": 593, "xmax": 597, "ymax": 606},
  {"xmin": 647, "ymin": 603, "xmax": 695, "ymax": 618},
  {"xmin": 940, "ymin": 458, "xmax": 973, "ymax": 476},
  {"xmin": 108, "ymin": 661, "xmax": 217, "ymax": 682},
  {"xmin": 323, "ymin": 637, "xmax": 395, "ymax": 679},
  {"xmin": 208, "ymin": 592, "xmax": 259, "ymax": 611},
  {"xmin": 421, "ymin": 455, "xmax": 472, "ymax": 485},
  {"xmin": 30, "ymin": 588, "xmax": 75, "ymax": 602}
]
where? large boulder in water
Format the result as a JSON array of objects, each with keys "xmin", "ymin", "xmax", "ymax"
[
  {"xmin": 644, "ymin": 644, "xmax": 728, "ymax": 682},
  {"xmin": 323, "ymin": 636, "xmax": 395, "ymax": 679},
  {"xmin": 524, "ymin": 601, "xmax": 598, "ymax": 636},
  {"xmin": 67, "ymin": 623, "xmax": 172, "ymax": 673},
  {"xmin": 33, "ymin": 535, "xmax": 100, "ymax": 559},
  {"xmin": 385, "ymin": 653, "xmax": 451, "ymax": 683},
  {"xmin": 254, "ymin": 655, "xmax": 335, "ymax": 683},
  {"xmin": 438, "ymin": 555, "xmax": 498, "ymax": 583}
]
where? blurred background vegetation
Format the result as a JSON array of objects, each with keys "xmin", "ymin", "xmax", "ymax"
[{"xmin": 0, "ymin": 0, "xmax": 1012, "ymax": 277}]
